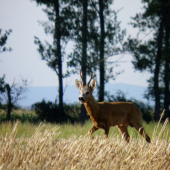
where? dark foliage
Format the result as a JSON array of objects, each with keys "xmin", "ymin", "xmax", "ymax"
[
  {"xmin": 0, "ymin": 29, "xmax": 12, "ymax": 53},
  {"xmin": 31, "ymin": 99, "xmax": 80, "ymax": 123}
]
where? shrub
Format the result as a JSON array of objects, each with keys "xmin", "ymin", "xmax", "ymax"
[
  {"xmin": 31, "ymin": 100, "xmax": 80, "ymax": 123},
  {"xmin": 31, "ymin": 99, "xmax": 61, "ymax": 123},
  {"xmin": 63, "ymin": 103, "xmax": 80, "ymax": 122}
]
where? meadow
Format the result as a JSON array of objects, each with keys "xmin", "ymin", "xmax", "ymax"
[{"xmin": 0, "ymin": 110, "xmax": 170, "ymax": 169}]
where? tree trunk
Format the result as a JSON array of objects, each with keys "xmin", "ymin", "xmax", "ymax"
[
  {"xmin": 154, "ymin": 16, "xmax": 164, "ymax": 121},
  {"xmin": 99, "ymin": 0, "xmax": 105, "ymax": 102},
  {"xmin": 164, "ymin": 49, "xmax": 170, "ymax": 118},
  {"xmin": 163, "ymin": 1, "xmax": 170, "ymax": 118},
  {"xmin": 6, "ymin": 84, "xmax": 12, "ymax": 121},
  {"xmin": 80, "ymin": 0, "xmax": 88, "ymax": 124},
  {"xmin": 54, "ymin": 0, "xmax": 64, "ymax": 121}
]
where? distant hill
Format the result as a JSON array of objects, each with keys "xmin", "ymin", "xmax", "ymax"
[{"xmin": 18, "ymin": 83, "xmax": 154, "ymax": 109}]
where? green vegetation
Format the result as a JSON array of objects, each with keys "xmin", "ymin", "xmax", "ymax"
[
  {"xmin": 0, "ymin": 109, "xmax": 169, "ymax": 140},
  {"xmin": 0, "ymin": 109, "xmax": 39, "ymax": 124},
  {"xmin": 31, "ymin": 100, "xmax": 80, "ymax": 123}
]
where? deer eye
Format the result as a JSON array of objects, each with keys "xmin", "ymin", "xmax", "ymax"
[{"xmin": 86, "ymin": 92, "xmax": 89, "ymax": 95}]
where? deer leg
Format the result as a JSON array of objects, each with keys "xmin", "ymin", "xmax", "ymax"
[
  {"xmin": 117, "ymin": 125, "xmax": 130, "ymax": 142},
  {"xmin": 133, "ymin": 123, "xmax": 151, "ymax": 143},
  {"xmin": 88, "ymin": 125, "xmax": 99, "ymax": 138},
  {"xmin": 103, "ymin": 126, "xmax": 110, "ymax": 138}
]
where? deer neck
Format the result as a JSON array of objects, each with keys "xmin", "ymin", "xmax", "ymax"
[{"xmin": 84, "ymin": 96, "xmax": 99, "ymax": 119}]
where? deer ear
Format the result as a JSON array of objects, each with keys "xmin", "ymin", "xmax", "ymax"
[
  {"xmin": 90, "ymin": 79, "xmax": 97, "ymax": 90},
  {"xmin": 75, "ymin": 79, "xmax": 82, "ymax": 90}
]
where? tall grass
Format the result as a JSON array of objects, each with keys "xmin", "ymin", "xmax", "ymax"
[
  {"xmin": 0, "ymin": 118, "xmax": 170, "ymax": 139},
  {"xmin": 0, "ymin": 111, "xmax": 170, "ymax": 169}
]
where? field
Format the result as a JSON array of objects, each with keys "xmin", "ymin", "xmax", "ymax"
[{"xmin": 0, "ymin": 111, "xmax": 170, "ymax": 169}]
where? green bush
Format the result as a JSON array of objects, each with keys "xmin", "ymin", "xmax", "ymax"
[
  {"xmin": 31, "ymin": 99, "xmax": 61, "ymax": 122},
  {"xmin": 63, "ymin": 103, "xmax": 80, "ymax": 122},
  {"xmin": 31, "ymin": 99, "xmax": 80, "ymax": 123}
]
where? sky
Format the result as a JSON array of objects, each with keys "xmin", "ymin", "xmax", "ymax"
[{"xmin": 0, "ymin": 0, "xmax": 152, "ymax": 88}]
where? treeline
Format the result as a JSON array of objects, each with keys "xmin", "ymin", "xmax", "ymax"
[
  {"xmin": 0, "ymin": 91, "xmax": 153, "ymax": 124},
  {"xmin": 1, "ymin": 0, "xmax": 170, "ymax": 123}
]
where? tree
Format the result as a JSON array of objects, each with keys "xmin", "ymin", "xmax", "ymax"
[
  {"xmin": 54, "ymin": 0, "xmax": 63, "ymax": 119},
  {"xmin": 80, "ymin": 0, "xmax": 88, "ymax": 123},
  {"xmin": 67, "ymin": 0, "xmax": 99, "ymax": 124},
  {"xmin": 0, "ymin": 75, "xmax": 5, "ymax": 105},
  {"xmin": 98, "ymin": 0, "xmax": 105, "ymax": 102},
  {"xmin": 0, "ymin": 28, "xmax": 12, "ymax": 105},
  {"xmin": 33, "ymin": 0, "xmax": 75, "ymax": 121},
  {"xmin": 125, "ymin": 0, "xmax": 170, "ymax": 120},
  {"xmin": 0, "ymin": 78, "xmax": 28, "ymax": 120},
  {"xmin": 163, "ymin": 0, "xmax": 170, "ymax": 118},
  {"xmin": 91, "ymin": 0, "xmax": 126, "ymax": 102}
]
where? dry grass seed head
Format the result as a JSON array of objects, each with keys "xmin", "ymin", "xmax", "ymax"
[{"xmin": 0, "ymin": 116, "xmax": 170, "ymax": 169}]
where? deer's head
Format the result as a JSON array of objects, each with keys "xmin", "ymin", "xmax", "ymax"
[{"xmin": 75, "ymin": 72, "xmax": 97, "ymax": 104}]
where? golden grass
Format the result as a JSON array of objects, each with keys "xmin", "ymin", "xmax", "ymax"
[{"xmin": 0, "ymin": 115, "xmax": 170, "ymax": 170}]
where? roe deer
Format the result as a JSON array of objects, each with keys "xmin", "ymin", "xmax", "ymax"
[{"xmin": 75, "ymin": 72, "xmax": 151, "ymax": 143}]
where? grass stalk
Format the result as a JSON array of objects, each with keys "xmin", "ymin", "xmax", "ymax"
[{"xmin": 0, "ymin": 112, "xmax": 170, "ymax": 169}]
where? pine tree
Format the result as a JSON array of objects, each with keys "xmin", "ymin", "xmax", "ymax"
[
  {"xmin": 33, "ymin": 0, "xmax": 75, "ymax": 121},
  {"xmin": 125, "ymin": 0, "xmax": 170, "ymax": 120}
]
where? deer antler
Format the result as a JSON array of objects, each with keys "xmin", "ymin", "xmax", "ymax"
[
  {"xmin": 80, "ymin": 71, "xmax": 85, "ymax": 86},
  {"xmin": 87, "ymin": 73, "xmax": 95, "ymax": 87}
]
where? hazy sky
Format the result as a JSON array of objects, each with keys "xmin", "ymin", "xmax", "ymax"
[{"xmin": 0, "ymin": 0, "xmax": 152, "ymax": 88}]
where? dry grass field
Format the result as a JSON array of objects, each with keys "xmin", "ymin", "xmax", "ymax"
[{"xmin": 0, "ymin": 114, "xmax": 170, "ymax": 170}]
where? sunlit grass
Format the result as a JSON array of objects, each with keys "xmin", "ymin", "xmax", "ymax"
[{"xmin": 0, "ymin": 117, "xmax": 170, "ymax": 141}]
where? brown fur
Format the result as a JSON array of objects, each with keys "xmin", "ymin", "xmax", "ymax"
[{"xmin": 75, "ymin": 77, "xmax": 151, "ymax": 143}]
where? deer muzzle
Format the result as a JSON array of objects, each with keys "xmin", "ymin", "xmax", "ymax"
[{"xmin": 79, "ymin": 97, "xmax": 84, "ymax": 104}]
